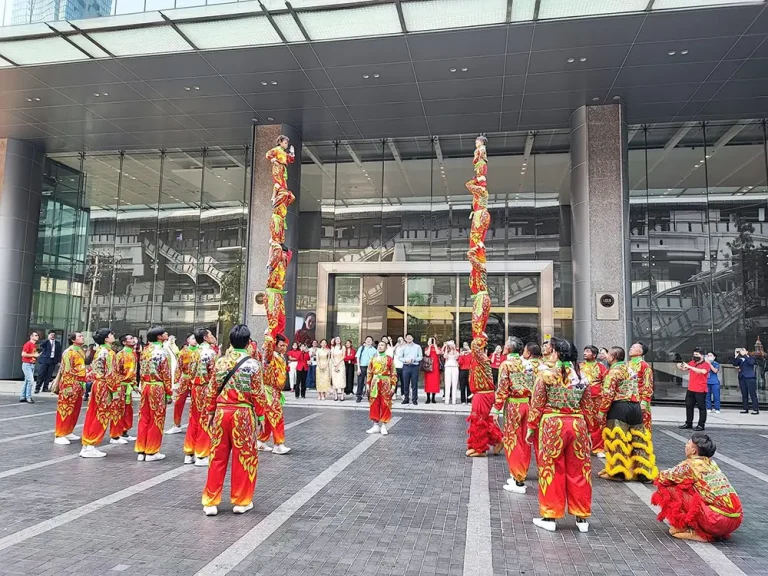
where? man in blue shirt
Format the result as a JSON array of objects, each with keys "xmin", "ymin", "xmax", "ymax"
[
  {"xmin": 396, "ymin": 333, "xmax": 423, "ymax": 406},
  {"xmin": 732, "ymin": 348, "xmax": 759, "ymax": 414},
  {"xmin": 705, "ymin": 352, "xmax": 721, "ymax": 413},
  {"xmin": 356, "ymin": 336, "xmax": 376, "ymax": 403}
]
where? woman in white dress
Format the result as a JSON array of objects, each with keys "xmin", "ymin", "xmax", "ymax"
[
  {"xmin": 442, "ymin": 340, "xmax": 460, "ymax": 405},
  {"xmin": 315, "ymin": 339, "xmax": 332, "ymax": 400},
  {"xmin": 331, "ymin": 336, "xmax": 347, "ymax": 401}
]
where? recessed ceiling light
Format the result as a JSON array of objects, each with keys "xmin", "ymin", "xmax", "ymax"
[
  {"xmin": 270, "ymin": 81, "xmax": 278, "ymax": 85},
  {"xmin": 26, "ymin": 98, "xmax": 32, "ymax": 102},
  {"xmin": 461, "ymin": 67, "xmax": 468, "ymax": 72},
  {"xmin": 94, "ymin": 92, "xmax": 100, "ymax": 97},
  {"xmin": 267, "ymin": 117, "xmax": 274, "ymax": 121},
  {"xmin": 193, "ymin": 86, "xmax": 200, "ymax": 90},
  {"xmin": 261, "ymin": 81, "xmax": 268, "ymax": 86},
  {"xmin": 579, "ymin": 57, "xmax": 587, "ymax": 62},
  {"xmin": 613, "ymin": 95, "xmax": 621, "ymax": 101},
  {"xmin": 373, "ymin": 73, "xmax": 380, "ymax": 78},
  {"xmin": 450, "ymin": 68, "xmax": 457, "ymax": 72},
  {"xmin": 184, "ymin": 86, "xmax": 191, "ymax": 91},
  {"xmin": 681, "ymin": 49, "xmax": 689, "ymax": 55},
  {"xmin": 567, "ymin": 58, "xmax": 575, "ymax": 63},
  {"xmin": 693, "ymin": 165, "xmax": 699, "ymax": 169},
  {"xmin": 592, "ymin": 97, "xmax": 600, "ymax": 102},
  {"xmin": 668, "ymin": 50, "xmax": 676, "ymax": 56},
  {"xmin": 363, "ymin": 74, "xmax": 370, "ymax": 79},
  {"xmin": 252, "ymin": 118, "xmax": 258, "ymax": 122}
]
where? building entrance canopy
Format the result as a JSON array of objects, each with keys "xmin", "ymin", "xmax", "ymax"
[{"xmin": 0, "ymin": 1, "xmax": 767, "ymax": 152}]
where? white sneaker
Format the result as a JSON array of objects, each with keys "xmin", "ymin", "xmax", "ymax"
[
  {"xmin": 533, "ymin": 518, "xmax": 557, "ymax": 532},
  {"xmin": 232, "ymin": 502, "xmax": 253, "ymax": 514},
  {"xmin": 506, "ymin": 478, "xmax": 516, "ymax": 485},
  {"xmin": 203, "ymin": 506, "xmax": 218, "ymax": 516},
  {"xmin": 65, "ymin": 434, "xmax": 80, "ymax": 441},
  {"xmin": 165, "ymin": 426, "xmax": 184, "ymax": 435},
  {"xmin": 503, "ymin": 483, "xmax": 526, "ymax": 494},
  {"xmin": 80, "ymin": 446, "xmax": 106, "ymax": 458},
  {"xmin": 715, "ymin": 410, "xmax": 721, "ymax": 414},
  {"xmin": 123, "ymin": 435, "xmax": 137, "ymax": 441},
  {"xmin": 137, "ymin": 454, "xmax": 145, "ymax": 461},
  {"xmin": 596, "ymin": 452, "xmax": 606, "ymax": 459},
  {"xmin": 709, "ymin": 409, "xmax": 714, "ymax": 413},
  {"xmin": 145, "ymin": 453, "xmax": 166, "ymax": 462},
  {"xmin": 54, "ymin": 436, "xmax": 70, "ymax": 445},
  {"xmin": 576, "ymin": 519, "xmax": 590, "ymax": 533},
  {"xmin": 366, "ymin": 424, "xmax": 381, "ymax": 434},
  {"xmin": 184, "ymin": 455, "xmax": 194, "ymax": 465},
  {"xmin": 273, "ymin": 444, "xmax": 291, "ymax": 455},
  {"xmin": 110, "ymin": 437, "xmax": 128, "ymax": 445},
  {"xmin": 257, "ymin": 441, "xmax": 272, "ymax": 452},
  {"xmin": 194, "ymin": 457, "xmax": 209, "ymax": 467},
  {"xmin": 380, "ymin": 424, "xmax": 388, "ymax": 435}
]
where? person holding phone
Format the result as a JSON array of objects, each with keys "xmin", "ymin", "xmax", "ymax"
[
  {"xmin": 678, "ymin": 348, "xmax": 711, "ymax": 431},
  {"xmin": 705, "ymin": 352, "xmax": 721, "ymax": 414},
  {"xmin": 732, "ymin": 348, "xmax": 759, "ymax": 415}
]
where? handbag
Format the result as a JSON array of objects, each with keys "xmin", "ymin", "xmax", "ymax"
[
  {"xmin": 421, "ymin": 355, "xmax": 434, "ymax": 373},
  {"xmin": 438, "ymin": 356, "xmax": 445, "ymax": 372},
  {"xmin": 49, "ymin": 367, "xmax": 62, "ymax": 395}
]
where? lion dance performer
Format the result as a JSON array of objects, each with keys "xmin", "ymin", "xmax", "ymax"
[
  {"xmin": 465, "ymin": 135, "xmax": 502, "ymax": 457},
  {"xmin": 526, "ymin": 337, "xmax": 596, "ymax": 533},
  {"xmin": 185, "ymin": 328, "xmax": 217, "ymax": 466},
  {"xmin": 494, "ymin": 336, "xmax": 533, "ymax": 493},
  {"xmin": 80, "ymin": 328, "xmax": 121, "ymax": 458},
  {"xmin": 581, "ymin": 345, "xmax": 607, "ymax": 457},
  {"xmin": 53, "ymin": 332, "xmax": 87, "ymax": 445},
  {"xmin": 203, "ymin": 324, "xmax": 267, "ymax": 517},
  {"xmin": 166, "ymin": 333, "xmax": 198, "ymax": 436},
  {"xmin": 365, "ymin": 340, "xmax": 397, "ymax": 435},
  {"xmin": 629, "ymin": 341, "xmax": 658, "ymax": 481},
  {"xmin": 109, "ymin": 334, "xmax": 137, "ymax": 444},
  {"xmin": 136, "ymin": 326, "xmax": 173, "ymax": 462},
  {"xmin": 259, "ymin": 333, "xmax": 291, "ymax": 454}
]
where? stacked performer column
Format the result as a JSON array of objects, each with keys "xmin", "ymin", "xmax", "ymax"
[{"xmin": 465, "ymin": 135, "xmax": 503, "ymax": 457}]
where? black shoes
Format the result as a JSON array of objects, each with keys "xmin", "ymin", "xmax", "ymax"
[
  {"xmin": 426, "ymin": 397, "xmax": 431, "ymax": 405},
  {"xmin": 401, "ymin": 398, "xmax": 410, "ymax": 405},
  {"xmin": 355, "ymin": 397, "xmax": 362, "ymax": 403},
  {"xmin": 412, "ymin": 401, "xmax": 418, "ymax": 406},
  {"xmin": 694, "ymin": 425, "xmax": 705, "ymax": 431},
  {"xmin": 679, "ymin": 424, "xmax": 692, "ymax": 429},
  {"xmin": 740, "ymin": 410, "xmax": 749, "ymax": 414},
  {"xmin": 752, "ymin": 411, "xmax": 760, "ymax": 415}
]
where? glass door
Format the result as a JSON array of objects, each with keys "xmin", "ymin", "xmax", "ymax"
[
  {"xmin": 406, "ymin": 275, "xmax": 456, "ymax": 346},
  {"xmin": 361, "ymin": 275, "xmax": 405, "ymax": 341}
]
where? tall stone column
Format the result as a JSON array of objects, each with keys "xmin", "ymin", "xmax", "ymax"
[
  {"xmin": 245, "ymin": 124, "xmax": 301, "ymax": 341},
  {"xmin": 569, "ymin": 105, "xmax": 631, "ymax": 350},
  {"xmin": 0, "ymin": 139, "xmax": 44, "ymax": 379}
]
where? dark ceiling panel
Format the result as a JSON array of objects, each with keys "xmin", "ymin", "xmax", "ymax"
[
  {"xmin": 335, "ymin": 84, "xmax": 421, "ymax": 106},
  {"xmin": 24, "ymin": 61, "xmax": 122, "ymax": 88},
  {"xmin": 86, "ymin": 100, "xmax": 170, "ymax": 119},
  {"xmin": 56, "ymin": 83, "xmax": 145, "ymax": 106},
  {"xmin": 423, "ymin": 96, "xmax": 501, "ymax": 117},
  {"xmin": 428, "ymin": 112, "xmax": 499, "ymax": 136},
  {"xmin": 81, "ymin": 132, "xmax": 143, "ymax": 149},
  {"xmin": 727, "ymin": 35, "xmax": 768, "ymax": 60},
  {"xmin": 0, "ymin": 110, "xmax": 26, "ymax": 126},
  {"xmin": 613, "ymin": 62, "xmax": 717, "ymax": 88},
  {"xmin": 746, "ymin": 6, "xmax": 768, "ymax": 34},
  {"xmin": 1, "ymin": 88, "xmax": 73, "ymax": 110},
  {"xmin": 625, "ymin": 102, "xmax": 685, "ymax": 123},
  {"xmin": 346, "ymin": 101, "xmax": 424, "ymax": 121},
  {"xmin": 698, "ymin": 96, "xmax": 768, "ymax": 117},
  {"xmin": 531, "ymin": 13, "xmax": 644, "ymax": 51},
  {"xmin": 732, "ymin": 58, "xmax": 768, "ymax": 80},
  {"xmin": 636, "ymin": 5, "xmax": 761, "ymax": 42},
  {"xmin": 312, "ymin": 36, "xmax": 410, "ymax": 67},
  {"xmin": 412, "ymin": 55, "xmax": 506, "ymax": 83},
  {"xmin": 612, "ymin": 83, "xmax": 704, "ymax": 105},
  {"xmin": 0, "ymin": 69, "xmax": 49, "ymax": 93},
  {"xmin": 144, "ymin": 76, "xmax": 235, "ymax": 99},
  {"xmin": 324, "ymin": 62, "xmax": 415, "ymax": 88},
  {"xmin": 17, "ymin": 104, "xmax": 97, "ymax": 123},
  {"xmin": 203, "ymin": 45, "xmax": 301, "ymax": 75},
  {"xmin": 419, "ymin": 77, "xmax": 503, "ymax": 100},
  {"xmin": 522, "ymin": 90, "xmax": 609, "ymax": 111},
  {"xmin": 243, "ymin": 89, "xmax": 326, "ymax": 109},
  {"xmin": 108, "ymin": 116, "xmax": 187, "ymax": 132},
  {"xmin": 120, "ymin": 53, "xmax": 218, "ymax": 81},
  {"xmin": 503, "ymin": 52, "xmax": 531, "ymax": 76},
  {"xmin": 159, "ymin": 95, "xmax": 252, "ymax": 115},
  {"xmin": 45, "ymin": 118, "xmax": 124, "ymax": 134},
  {"xmin": 225, "ymin": 70, "xmax": 315, "ymax": 93},
  {"xmin": 716, "ymin": 78, "xmax": 768, "ymax": 99},
  {"xmin": 406, "ymin": 27, "xmax": 509, "ymax": 60},
  {"xmin": 301, "ymin": 122, "xmax": 353, "ymax": 141},
  {"xmin": 706, "ymin": 59, "xmax": 750, "ymax": 82},
  {"xmin": 518, "ymin": 108, "xmax": 572, "ymax": 128},
  {"xmin": 523, "ymin": 69, "xmax": 617, "ymax": 94},
  {"xmin": 624, "ymin": 37, "xmax": 739, "ymax": 68},
  {"xmin": 302, "ymin": 68, "xmax": 335, "ymax": 90},
  {"xmin": 355, "ymin": 117, "xmax": 429, "ymax": 138},
  {"xmin": 527, "ymin": 44, "xmax": 631, "ymax": 75}
]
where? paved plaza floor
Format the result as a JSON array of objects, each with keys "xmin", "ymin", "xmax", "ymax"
[{"xmin": 0, "ymin": 393, "xmax": 766, "ymax": 576}]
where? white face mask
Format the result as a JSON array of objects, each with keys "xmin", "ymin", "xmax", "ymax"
[{"xmin": 706, "ymin": 355, "xmax": 714, "ymax": 363}]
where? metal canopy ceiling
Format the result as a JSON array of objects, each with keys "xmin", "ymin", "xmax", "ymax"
[{"xmin": 0, "ymin": 2, "xmax": 767, "ymax": 152}]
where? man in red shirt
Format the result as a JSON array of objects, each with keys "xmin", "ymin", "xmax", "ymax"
[
  {"xmin": 678, "ymin": 347, "xmax": 711, "ymax": 431},
  {"xmin": 20, "ymin": 332, "xmax": 40, "ymax": 403}
]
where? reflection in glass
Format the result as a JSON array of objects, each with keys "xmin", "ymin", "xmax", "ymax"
[
  {"xmin": 328, "ymin": 276, "xmax": 360, "ymax": 344},
  {"xmin": 408, "ymin": 275, "xmax": 456, "ymax": 346}
]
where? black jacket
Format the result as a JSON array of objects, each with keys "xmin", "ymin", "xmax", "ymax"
[{"xmin": 38, "ymin": 339, "xmax": 62, "ymax": 365}]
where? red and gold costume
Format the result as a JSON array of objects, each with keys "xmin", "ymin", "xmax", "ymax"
[
  {"xmin": 494, "ymin": 354, "xmax": 533, "ymax": 483},
  {"xmin": 466, "ymin": 336, "xmax": 503, "ymax": 455},
  {"xmin": 464, "ymin": 137, "xmax": 500, "ymax": 457},
  {"xmin": 202, "ymin": 348, "xmax": 266, "ymax": 508},
  {"xmin": 600, "ymin": 362, "xmax": 658, "ymax": 481},
  {"xmin": 110, "ymin": 346, "xmax": 137, "ymax": 438},
  {"xmin": 366, "ymin": 352, "xmax": 396, "ymax": 423},
  {"xmin": 81, "ymin": 345, "xmax": 120, "ymax": 447},
  {"xmin": 266, "ymin": 242, "xmax": 293, "ymax": 341},
  {"xmin": 247, "ymin": 340, "xmax": 262, "ymax": 362},
  {"xmin": 631, "ymin": 356, "xmax": 654, "ymax": 431},
  {"xmin": 528, "ymin": 363, "xmax": 596, "ymax": 519},
  {"xmin": 259, "ymin": 340, "xmax": 287, "ymax": 445},
  {"xmin": 174, "ymin": 345, "xmax": 200, "ymax": 428},
  {"xmin": 54, "ymin": 345, "xmax": 87, "ymax": 438},
  {"xmin": 580, "ymin": 360, "xmax": 607, "ymax": 454},
  {"xmin": 651, "ymin": 456, "xmax": 743, "ymax": 541},
  {"xmin": 135, "ymin": 342, "xmax": 172, "ymax": 456},
  {"xmin": 185, "ymin": 342, "xmax": 216, "ymax": 459}
]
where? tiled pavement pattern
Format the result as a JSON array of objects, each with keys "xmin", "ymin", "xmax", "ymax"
[{"xmin": 0, "ymin": 397, "xmax": 766, "ymax": 575}]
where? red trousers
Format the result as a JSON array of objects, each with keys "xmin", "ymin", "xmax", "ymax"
[
  {"xmin": 466, "ymin": 391, "xmax": 502, "ymax": 453},
  {"xmin": 259, "ymin": 409, "xmax": 285, "ymax": 445},
  {"xmin": 591, "ymin": 396, "xmax": 604, "ymax": 453},
  {"xmin": 174, "ymin": 389, "xmax": 189, "ymax": 427},
  {"xmin": 183, "ymin": 386, "xmax": 211, "ymax": 458},
  {"xmin": 135, "ymin": 383, "xmax": 166, "ymax": 456},
  {"xmin": 369, "ymin": 394, "xmax": 392, "ymax": 424},
  {"xmin": 652, "ymin": 484, "xmax": 742, "ymax": 541},
  {"xmin": 203, "ymin": 406, "xmax": 259, "ymax": 507},
  {"xmin": 54, "ymin": 382, "xmax": 84, "ymax": 438},
  {"xmin": 535, "ymin": 415, "xmax": 592, "ymax": 519},
  {"xmin": 502, "ymin": 400, "xmax": 532, "ymax": 483},
  {"xmin": 110, "ymin": 403, "xmax": 134, "ymax": 438},
  {"xmin": 81, "ymin": 381, "xmax": 113, "ymax": 447}
]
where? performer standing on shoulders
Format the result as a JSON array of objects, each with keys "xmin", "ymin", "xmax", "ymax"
[
  {"xmin": 526, "ymin": 337, "xmax": 595, "ymax": 533},
  {"xmin": 651, "ymin": 432, "xmax": 742, "ymax": 542},
  {"xmin": 629, "ymin": 341, "xmax": 658, "ymax": 481},
  {"xmin": 365, "ymin": 339, "xmax": 397, "ymax": 435},
  {"xmin": 258, "ymin": 333, "xmax": 291, "ymax": 454},
  {"xmin": 135, "ymin": 326, "xmax": 173, "ymax": 462},
  {"xmin": 54, "ymin": 332, "xmax": 87, "ymax": 445},
  {"xmin": 80, "ymin": 328, "xmax": 120, "ymax": 458},
  {"xmin": 494, "ymin": 336, "xmax": 533, "ymax": 494},
  {"xmin": 581, "ymin": 345, "xmax": 607, "ymax": 458},
  {"xmin": 109, "ymin": 334, "xmax": 137, "ymax": 444},
  {"xmin": 202, "ymin": 324, "xmax": 266, "ymax": 517}
]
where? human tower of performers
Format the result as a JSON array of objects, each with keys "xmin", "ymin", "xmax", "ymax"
[{"xmin": 48, "ymin": 135, "xmax": 744, "ymax": 540}]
